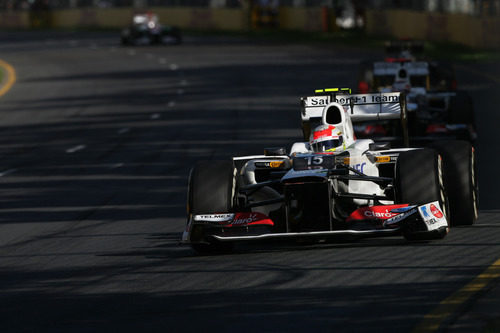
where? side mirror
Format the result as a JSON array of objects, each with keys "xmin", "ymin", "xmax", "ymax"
[
  {"xmin": 264, "ymin": 147, "xmax": 286, "ymax": 156},
  {"xmin": 369, "ymin": 142, "xmax": 391, "ymax": 151}
]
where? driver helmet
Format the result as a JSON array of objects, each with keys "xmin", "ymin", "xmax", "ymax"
[{"xmin": 309, "ymin": 124, "xmax": 345, "ymax": 152}]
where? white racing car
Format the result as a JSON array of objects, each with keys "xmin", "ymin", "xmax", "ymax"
[
  {"xmin": 356, "ymin": 53, "xmax": 475, "ymax": 143},
  {"xmin": 183, "ymin": 91, "xmax": 478, "ymax": 253},
  {"xmin": 120, "ymin": 13, "xmax": 182, "ymax": 46}
]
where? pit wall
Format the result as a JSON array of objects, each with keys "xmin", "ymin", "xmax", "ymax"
[{"xmin": 0, "ymin": 7, "xmax": 498, "ymax": 49}]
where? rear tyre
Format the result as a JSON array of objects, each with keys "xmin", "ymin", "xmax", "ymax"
[
  {"xmin": 395, "ymin": 149, "xmax": 449, "ymax": 240},
  {"xmin": 187, "ymin": 160, "xmax": 236, "ymax": 253},
  {"xmin": 430, "ymin": 140, "xmax": 478, "ymax": 226}
]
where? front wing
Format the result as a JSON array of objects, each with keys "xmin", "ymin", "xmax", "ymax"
[{"xmin": 182, "ymin": 201, "xmax": 448, "ymax": 244}]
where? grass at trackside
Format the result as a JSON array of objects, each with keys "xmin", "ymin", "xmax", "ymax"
[{"xmin": 185, "ymin": 28, "xmax": 500, "ymax": 63}]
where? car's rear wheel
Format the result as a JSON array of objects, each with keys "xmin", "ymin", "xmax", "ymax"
[
  {"xmin": 430, "ymin": 140, "xmax": 478, "ymax": 226},
  {"xmin": 395, "ymin": 149, "xmax": 449, "ymax": 240},
  {"xmin": 187, "ymin": 160, "xmax": 236, "ymax": 253}
]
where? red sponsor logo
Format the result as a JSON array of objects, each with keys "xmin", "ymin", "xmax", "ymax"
[
  {"xmin": 347, "ymin": 204, "xmax": 409, "ymax": 222},
  {"xmin": 232, "ymin": 213, "xmax": 259, "ymax": 225},
  {"xmin": 313, "ymin": 126, "xmax": 336, "ymax": 140},
  {"xmin": 225, "ymin": 212, "xmax": 274, "ymax": 227},
  {"xmin": 430, "ymin": 204, "xmax": 443, "ymax": 218}
]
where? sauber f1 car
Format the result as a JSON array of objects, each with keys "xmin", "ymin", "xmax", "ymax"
[{"xmin": 183, "ymin": 92, "xmax": 478, "ymax": 253}]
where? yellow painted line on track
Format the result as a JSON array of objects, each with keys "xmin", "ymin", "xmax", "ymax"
[
  {"xmin": 0, "ymin": 59, "xmax": 16, "ymax": 97},
  {"xmin": 413, "ymin": 258, "xmax": 500, "ymax": 332}
]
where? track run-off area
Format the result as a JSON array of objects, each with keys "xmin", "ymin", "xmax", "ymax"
[{"xmin": 0, "ymin": 31, "xmax": 499, "ymax": 332}]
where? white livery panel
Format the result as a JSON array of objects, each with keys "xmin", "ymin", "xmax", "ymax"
[{"xmin": 302, "ymin": 92, "xmax": 402, "ymax": 122}]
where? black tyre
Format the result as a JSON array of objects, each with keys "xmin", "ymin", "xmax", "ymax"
[
  {"xmin": 188, "ymin": 160, "xmax": 235, "ymax": 215},
  {"xmin": 187, "ymin": 160, "xmax": 235, "ymax": 254},
  {"xmin": 430, "ymin": 140, "xmax": 478, "ymax": 226},
  {"xmin": 395, "ymin": 149, "xmax": 448, "ymax": 240}
]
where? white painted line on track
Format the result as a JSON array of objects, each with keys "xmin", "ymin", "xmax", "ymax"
[
  {"xmin": 117, "ymin": 128, "xmax": 130, "ymax": 134},
  {"xmin": 151, "ymin": 113, "xmax": 160, "ymax": 120},
  {"xmin": 66, "ymin": 145, "xmax": 87, "ymax": 154},
  {"xmin": 110, "ymin": 163, "xmax": 124, "ymax": 169},
  {"xmin": 0, "ymin": 168, "xmax": 17, "ymax": 177},
  {"xmin": 169, "ymin": 64, "xmax": 179, "ymax": 70},
  {"xmin": 167, "ymin": 101, "xmax": 176, "ymax": 108}
]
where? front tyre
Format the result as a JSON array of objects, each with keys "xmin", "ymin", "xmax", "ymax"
[
  {"xmin": 187, "ymin": 160, "xmax": 236, "ymax": 253},
  {"xmin": 431, "ymin": 140, "xmax": 478, "ymax": 226},
  {"xmin": 395, "ymin": 149, "xmax": 449, "ymax": 240}
]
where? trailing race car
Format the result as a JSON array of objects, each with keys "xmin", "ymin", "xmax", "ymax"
[
  {"xmin": 121, "ymin": 13, "xmax": 182, "ymax": 46},
  {"xmin": 358, "ymin": 39, "xmax": 457, "ymax": 93},
  {"xmin": 183, "ymin": 91, "xmax": 478, "ymax": 254},
  {"xmin": 355, "ymin": 40, "xmax": 475, "ymax": 143}
]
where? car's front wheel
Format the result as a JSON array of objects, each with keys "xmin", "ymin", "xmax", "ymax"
[
  {"xmin": 395, "ymin": 149, "xmax": 449, "ymax": 240},
  {"xmin": 430, "ymin": 140, "xmax": 478, "ymax": 226},
  {"xmin": 187, "ymin": 160, "xmax": 236, "ymax": 253}
]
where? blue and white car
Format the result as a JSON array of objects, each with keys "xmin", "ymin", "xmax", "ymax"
[{"xmin": 183, "ymin": 91, "xmax": 478, "ymax": 253}]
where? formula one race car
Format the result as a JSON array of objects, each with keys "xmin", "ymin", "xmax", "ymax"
[
  {"xmin": 358, "ymin": 40, "xmax": 457, "ymax": 93},
  {"xmin": 120, "ymin": 13, "xmax": 182, "ymax": 46},
  {"xmin": 183, "ymin": 91, "xmax": 478, "ymax": 253},
  {"xmin": 356, "ymin": 59, "xmax": 475, "ymax": 143},
  {"xmin": 355, "ymin": 41, "xmax": 475, "ymax": 143}
]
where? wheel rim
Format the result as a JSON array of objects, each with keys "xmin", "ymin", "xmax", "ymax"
[
  {"xmin": 471, "ymin": 148, "xmax": 478, "ymax": 219},
  {"xmin": 231, "ymin": 167, "xmax": 237, "ymax": 209},
  {"xmin": 437, "ymin": 155, "xmax": 449, "ymax": 225}
]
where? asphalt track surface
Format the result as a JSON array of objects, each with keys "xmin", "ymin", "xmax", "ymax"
[{"xmin": 0, "ymin": 31, "xmax": 499, "ymax": 332}]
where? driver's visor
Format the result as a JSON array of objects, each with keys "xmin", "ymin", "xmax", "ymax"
[{"xmin": 311, "ymin": 137, "xmax": 344, "ymax": 152}]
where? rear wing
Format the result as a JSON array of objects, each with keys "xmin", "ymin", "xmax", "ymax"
[
  {"xmin": 300, "ymin": 91, "xmax": 409, "ymax": 146},
  {"xmin": 373, "ymin": 61, "xmax": 429, "ymax": 76},
  {"xmin": 385, "ymin": 40, "xmax": 424, "ymax": 55},
  {"xmin": 301, "ymin": 92, "xmax": 404, "ymax": 121}
]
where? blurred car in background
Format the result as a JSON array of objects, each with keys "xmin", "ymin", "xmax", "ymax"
[
  {"xmin": 355, "ymin": 40, "xmax": 475, "ymax": 144},
  {"xmin": 120, "ymin": 13, "xmax": 182, "ymax": 46},
  {"xmin": 358, "ymin": 40, "xmax": 457, "ymax": 93}
]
